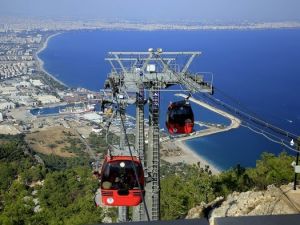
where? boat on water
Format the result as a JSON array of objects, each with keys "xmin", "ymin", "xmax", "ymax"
[{"xmin": 59, "ymin": 103, "xmax": 95, "ymax": 115}]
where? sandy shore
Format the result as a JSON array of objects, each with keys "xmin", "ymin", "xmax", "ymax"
[
  {"xmin": 35, "ymin": 32, "xmax": 68, "ymax": 87},
  {"xmin": 162, "ymin": 141, "xmax": 220, "ymax": 174}
]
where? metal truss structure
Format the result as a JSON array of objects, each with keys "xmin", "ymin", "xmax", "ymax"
[{"xmin": 102, "ymin": 49, "xmax": 213, "ymax": 221}]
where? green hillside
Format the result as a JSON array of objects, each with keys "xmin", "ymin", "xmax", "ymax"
[
  {"xmin": 0, "ymin": 134, "xmax": 295, "ymax": 223},
  {"xmin": 0, "ymin": 134, "xmax": 116, "ymax": 225}
]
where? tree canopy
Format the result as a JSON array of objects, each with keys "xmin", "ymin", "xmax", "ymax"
[
  {"xmin": 0, "ymin": 134, "xmax": 116, "ymax": 225},
  {"xmin": 0, "ymin": 134, "xmax": 296, "ymax": 223}
]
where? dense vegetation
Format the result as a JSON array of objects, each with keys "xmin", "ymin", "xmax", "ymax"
[
  {"xmin": 88, "ymin": 131, "xmax": 125, "ymax": 154},
  {"xmin": 161, "ymin": 152, "xmax": 295, "ymax": 220},
  {"xmin": 0, "ymin": 134, "xmax": 116, "ymax": 225},
  {"xmin": 88, "ymin": 132, "xmax": 110, "ymax": 154},
  {"xmin": 0, "ymin": 134, "xmax": 296, "ymax": 223}
]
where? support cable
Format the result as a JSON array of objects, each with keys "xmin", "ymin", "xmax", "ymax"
[
  {"xmin": 103, "ymin": 106, "xmax": 121, "ymax": 157},
  {"xmin": 198, "ymin": 92, "xmax": 299, "ymax": 140},
  {"xmin": 190, "ymin": 91, "xmax": 299, "ymax": 153},
  {"xmin": 213, "ymin": 86, "xmax": 262, "ymax": 119},
  {"xmin": 240, "ymin": 122, "xmax": 298, "ymax": 153}
]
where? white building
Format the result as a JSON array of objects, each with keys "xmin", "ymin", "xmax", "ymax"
[
  {"xmin": 11, "ymin": 95, "xmax": 38, "ymax": 106},
  {"xmin": 0, "ymin": 99, "xmax": 15, "ymax": 110},
  {"xmin": 29, "ymin": 79, "xmax": 44, "ymax": 87},
  {"xmin": 16, "ymin": 81, "xmax": 31, "ymax": 88},
  {"xmin": 0, "ymin": 86, "xmax": 17, "ymax": 95},
  {"xmin": 81, "ymin": 112, "xmax": 103, "ymax": 123},
  {"xmin": 35, "ymin": 95, "xmax": 60, "ymax": 104}
]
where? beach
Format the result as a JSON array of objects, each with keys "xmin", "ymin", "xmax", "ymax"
[
  {"xmin": 35, "ymin": 32, "xmax": 68, "ymax": 87},
  {"xmin": 162, "ymin": 141, "xmax": 221, "ymax": 174}
]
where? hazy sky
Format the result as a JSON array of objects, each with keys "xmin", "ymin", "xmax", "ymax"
[{"xmin": 1, "ymin": 0, "xmax": 300, "ymax": 23}]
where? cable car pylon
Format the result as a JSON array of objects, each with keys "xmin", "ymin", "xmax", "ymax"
[
  {"xmin": 133, "ymin": 84, "xmax": 147, "ymax": 220},
  {"xmin": 101, "ymin": 49, "xmax": 214, "ymax": 222}
]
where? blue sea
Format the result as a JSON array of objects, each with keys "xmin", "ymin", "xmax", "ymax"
[{"xmin": 39, "ymin": 29, "xmax": 300, "ymax": 170}]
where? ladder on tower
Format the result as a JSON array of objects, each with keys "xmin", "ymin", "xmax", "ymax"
[
  {"xmin": 134, "ymin": 84, "xmax": 146, "ymax": 221},
  {"xmin": 151, "ymin": 85, "xmax": 160, "ymax": 220}
]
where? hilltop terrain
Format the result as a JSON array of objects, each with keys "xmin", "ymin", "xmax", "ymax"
[{"xmin": 0, "ymin": 134, "xmax": 298, "ymax": 224}]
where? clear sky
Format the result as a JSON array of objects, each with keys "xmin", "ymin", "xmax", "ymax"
[{"xmin": 1, "ymin": 0, "xmax": 300, "ymax": 23}]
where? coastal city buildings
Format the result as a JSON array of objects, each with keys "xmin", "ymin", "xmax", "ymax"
[
  {"xmin": 0, "ymin": 32, "xmax": 39, "ymax": 80},
  {"xmin": 0, "ymin": 29, "xmax": 104, "ymax": 140},
  {"xmin": 1, "ymin": 17, "xmax": 300, "ymax": 32}
]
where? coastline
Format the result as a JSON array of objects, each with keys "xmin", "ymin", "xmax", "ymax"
[
  {"xmin": 35, "ymin": 32, "xmax": 68, "ymax": 87},
  {"xmin": 162, "ymin": 140, "xmax": 221, "ymax": 174}
]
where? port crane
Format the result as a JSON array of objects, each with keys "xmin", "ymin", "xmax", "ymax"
[{"xmin": 98, "ymin": 49, "xmax": 213, "ymax": 222}]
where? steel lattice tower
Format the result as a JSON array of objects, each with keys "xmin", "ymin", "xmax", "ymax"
[{"xmin": 103, "ymin": 49, "xmax": 213, "ymax": 221}]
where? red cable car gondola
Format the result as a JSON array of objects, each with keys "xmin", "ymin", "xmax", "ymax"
[
  {"xmin": 166, "ymin": 100, "xmax": 194, "ymax": 134},
  {"xmin": 99, "ymin": 155, "xmax": 144, "ymax": 206}
]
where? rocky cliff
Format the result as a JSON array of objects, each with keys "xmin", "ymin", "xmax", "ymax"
[{"xmin": 186, "ymin": 183, "xmax": 300, "ymax": 225}]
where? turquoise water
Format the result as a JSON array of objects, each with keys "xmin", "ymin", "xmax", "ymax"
[{"xmin": 39, "ymin": 30, "xmax": 300, "ymax": 170}]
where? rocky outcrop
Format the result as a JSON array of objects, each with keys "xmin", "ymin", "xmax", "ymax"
[
  {"xmin": 209, "ymin": 183, "xmax": 300, "ymax": 225},
  {"xmin": 102, "ymin": 216, "xmax": 112, "ymax": 223},
  {"xmin": 186, "ymin": 202, "xmax": 207, "ymax": 219},
  {"xmin": 186, "ymin": 197, "xmax": 224, "ymax": 219},
  {"xmin": 186, "ymin": 183, "xmax": 300, "ymax": 225}
]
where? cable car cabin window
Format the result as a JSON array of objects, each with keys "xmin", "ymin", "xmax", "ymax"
[
  {"xmin": 169, "ymin": 106, "xmax": 194, "ymax": 125},
  {"xmin": 101, "ymin": 161, "xmax": 143, "ymax": 191}
]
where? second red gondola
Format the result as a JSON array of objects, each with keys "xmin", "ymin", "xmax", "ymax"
[{"xmin": 166, "ymin": 100, "xmax": 194, "ymax": 134}]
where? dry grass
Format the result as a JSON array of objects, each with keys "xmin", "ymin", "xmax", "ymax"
[{"xmin": 25, "ymin": 126, "xmax": 77, "ymax": 158}]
